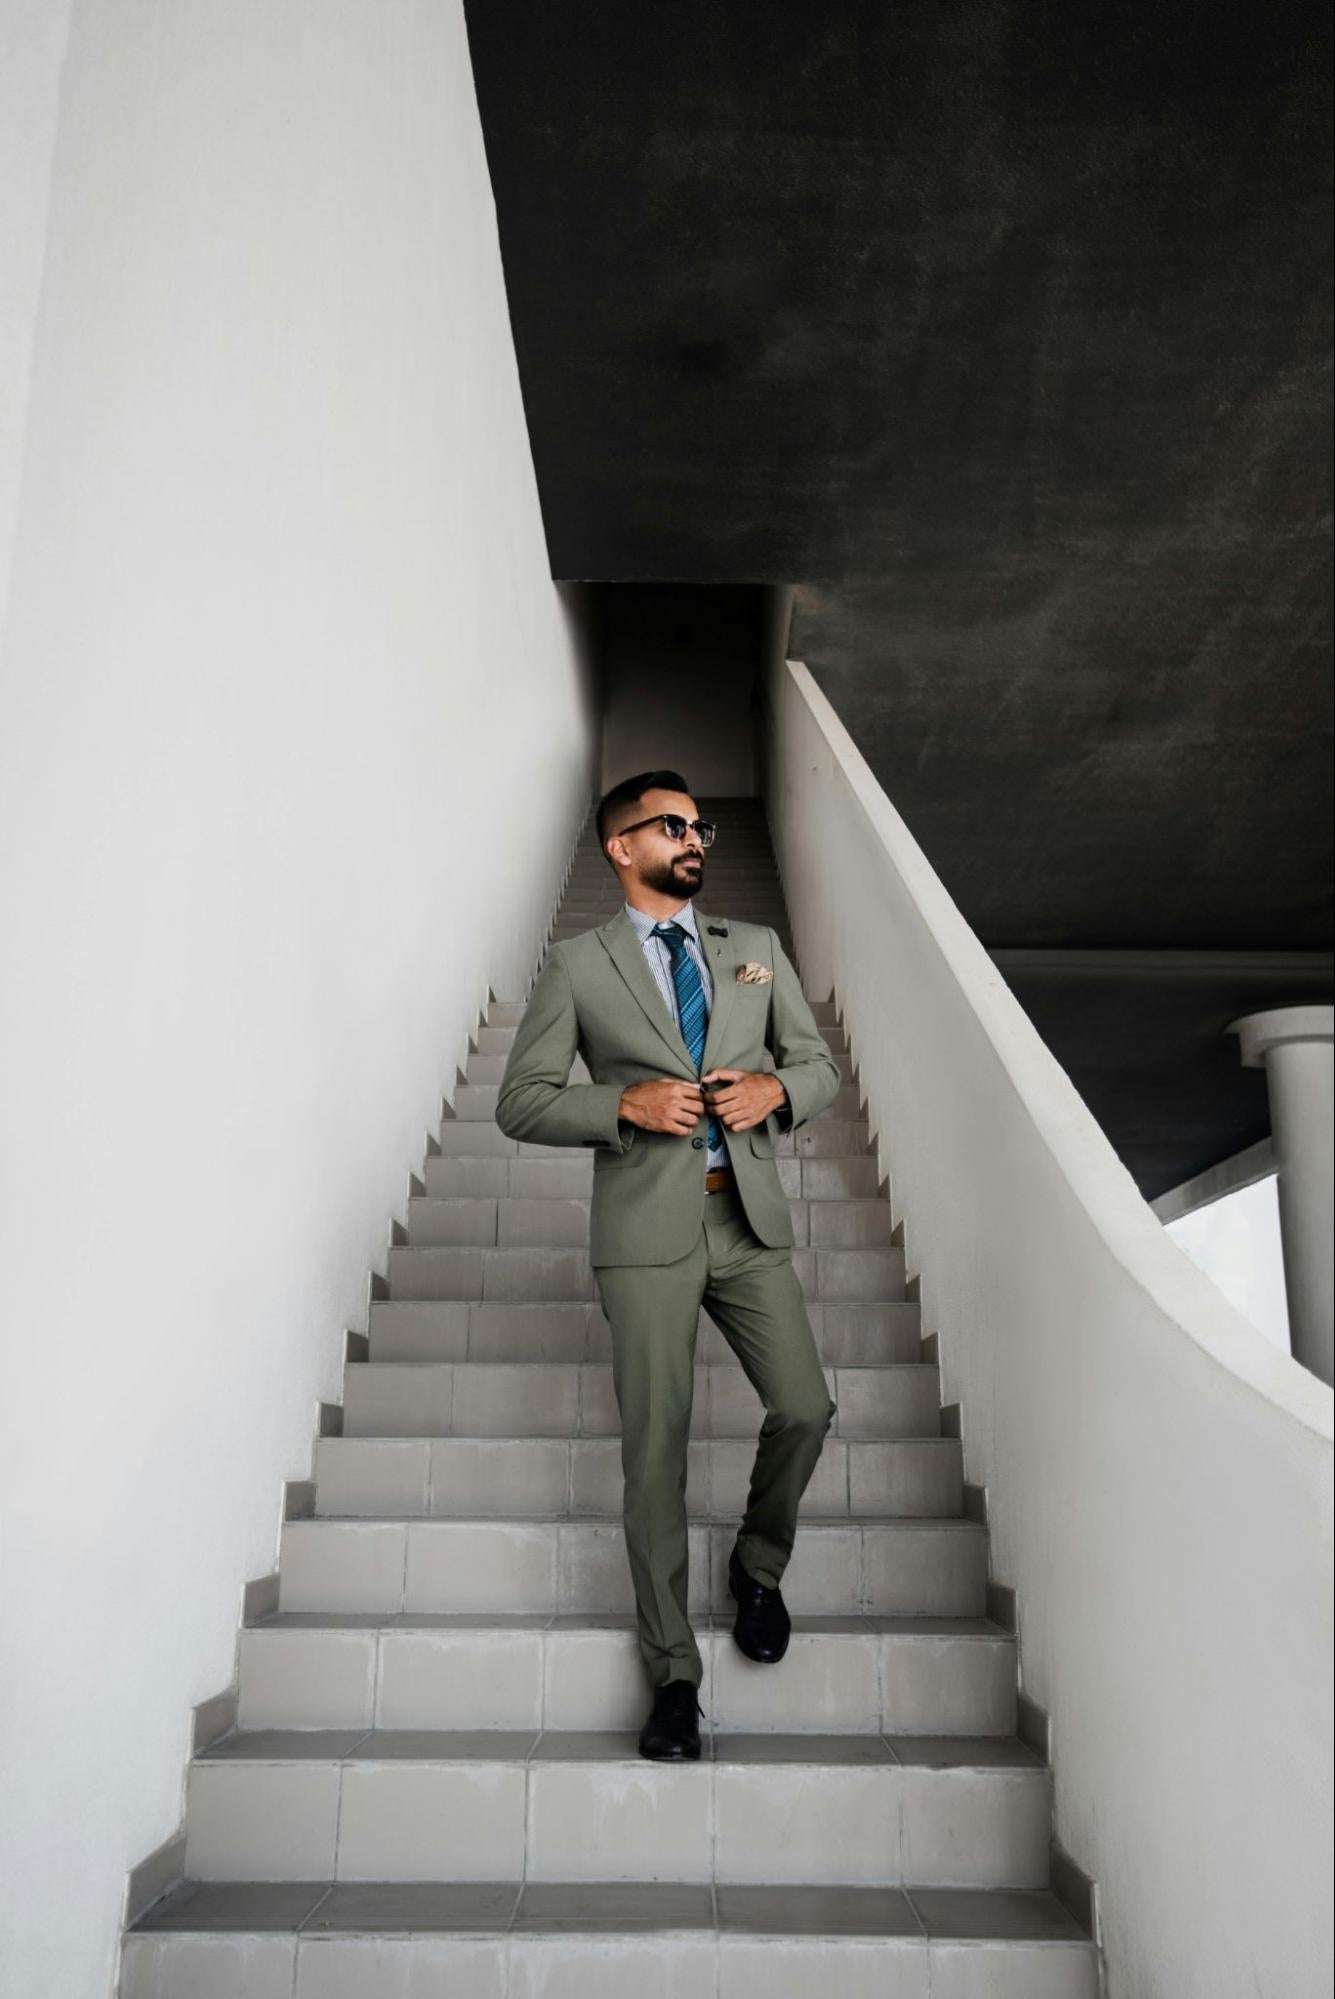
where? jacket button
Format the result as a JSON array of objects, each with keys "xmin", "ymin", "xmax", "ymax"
[{"xmin": 691, "ymin": 1136, "xmax": 704, "ymax": 1149}]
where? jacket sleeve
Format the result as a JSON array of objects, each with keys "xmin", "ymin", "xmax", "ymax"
[
  {"xmin": 494, "ymin": 945, "xmax": 635, "ymax": 1152},
  {"xmin": 764, "ymin": 926, "xmax": 843, "ymax": 1133}
]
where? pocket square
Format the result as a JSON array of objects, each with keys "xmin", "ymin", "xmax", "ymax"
[{"xmin": 735, "ymin": 962, "xmax": 773, "ymax": 984}]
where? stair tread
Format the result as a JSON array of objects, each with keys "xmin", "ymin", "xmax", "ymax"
[
  {"xmin": 392, "ymin": 1244, "xmax": 892, "ymax": 1256},
  {"xmin": 130, "ymin": 1877, "xmax": 1089, "ymax": 1941},
  {"xmin": 250, "ymin": 1609, "xmax": 1009, "ymax": 1635},
  {"xmin": 348, "ymin": 1359, "xmax": 935, "ymax": 1372},
  {"xmin": 319, "ymin": 1431, "xmax": 955, "ymax": 1447},
  {"xmin": 311, "ymin": 1506, "xmax": 964, "ymax": 1523},
  {"xmin": 369, "ymin": 1300, "xmax": 912, "ymax": 1315},
  {"xmin": 198, "ymin": 1726, "xmax": 1043, "ymax": 1769},
  {"xmin": 289, "ymin": 1512, "xmax": 983, "ymax": 1529},
  {"xmin": 411, "ymin": 1183, "xmax": 879, "ymax": 1199}
]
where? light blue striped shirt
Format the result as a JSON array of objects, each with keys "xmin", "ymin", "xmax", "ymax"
[{"xmin": 623, "ymin": 899, "xmax": 728, "ymax": 1167}]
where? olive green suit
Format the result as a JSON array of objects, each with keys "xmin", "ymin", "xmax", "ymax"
[{"xmin": 495, "ymin": 904, "xmax": 843, "ymax": 1689}]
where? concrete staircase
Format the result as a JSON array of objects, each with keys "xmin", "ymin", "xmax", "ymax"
[{"xmin": 121, "ymin": 799, "xmax": 1099, "ymax": 1997}]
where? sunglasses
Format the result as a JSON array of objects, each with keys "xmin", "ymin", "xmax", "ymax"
[{"xmin": 617, "ymin": 813, "xmax": 717, "ymax": 847}]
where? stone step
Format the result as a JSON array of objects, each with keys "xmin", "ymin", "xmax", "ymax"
[
  {"xmin": 236, "ymin": 1612, "xmax": 1017, "ymax": 1736},
  {"xmin": 312, "ymin": 1435, "xmax": 964, "ymax": 1520},
  {"xmin": 180, "ymin": 1728, "xmax": 1050, "ymax": 1889},
  {"xmin": 367, "ymin": 1298, "xmax": 922, "ymax": 1367},
  {"xmin": 384, "ymin": 1242, "xmax": 905, "ymax": 1304},
  {"xmin": 123, "ymin": 1882, "xmax": 1097, "ymax": 1999},
  {"xmin": 479, "ymin": 1001, "xmax": 542, "ymax": 1027},
  {"xmin": 803, "ymin": 1090, "xmax": 863, "ymax": 1128},
  {"xmin": 460, "ymin": 1051, "xmax": 584, "ymax": 1084},
  {"xmin": 434, "ymin": 1127, "xmax": 611, "ymax": 1159},
  {"xmin": 276, "ymin": 1518, "xmax": 989, "ymax": 1618},
  {"xmin": 421, "ymin": 1148, "xmax": 880, "ymax": 1201},
  {"xmin": 403, "ymin": 1193, "xmax": 896, "ymax": 1249},
  {"xmin": 448, "ymin": 1083, "xmax": 515, "ymax": 1121},
  {"xmin": 771, "ymin": 1119, "xmax": 875, "ymax": 1167},
  {"xmin": 340, "ymin": 1360, "xmax": 940, "ymax": 1438},
  {"xmin": 472, "ymin": 1025, "xmax": 524, "ymax": 1053}
]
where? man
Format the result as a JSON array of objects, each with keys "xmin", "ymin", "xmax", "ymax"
[{"xmin": 495, "ymin": 771, "xmax": 843, "ymax": 1759}]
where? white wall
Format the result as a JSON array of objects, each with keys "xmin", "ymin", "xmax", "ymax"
[
  {"xmin": 0, "ymin": 5, "xmax": 596, "ymax": 1995},
  {"xmin": 0, "ymin": 0, "xmax": 76, "ymax": 634},
  {"xmin": 765, "ymin": 658, "xmax": 1333, "ymax": 1999},
  {"xmin": 1167, "ymin": 1177, "xmax": 1291, "ymax": 1355}
]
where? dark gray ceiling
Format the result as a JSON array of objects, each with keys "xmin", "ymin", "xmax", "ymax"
[
  {"xmin": 790, "ymin": 576, "xmax": 1331, "ymax": 952},
  {"xmin": 465, "ymin": 0, "xmax": 1330, "ymax": 585},
  {"xmin": 463, "ymin": 0, "xmax": 1333, "ymax": 1195}
]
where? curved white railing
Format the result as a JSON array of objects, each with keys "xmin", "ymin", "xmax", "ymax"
[{"xmin": 766, "ymin": 657, "xmax": 1333, "ymax": 1999}]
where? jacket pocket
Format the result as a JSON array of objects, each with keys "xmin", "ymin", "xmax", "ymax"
[{"xmin": 748, "ymin": 1123, "xmax": 776, "ymax": 1158}]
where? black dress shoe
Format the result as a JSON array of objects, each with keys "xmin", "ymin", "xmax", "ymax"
[
  {"xmin": 638, "ymin": 1677, "xmax": 704, "ymax": 1760},
  {"xmin": 728, "ymin": 1543, "xmax": 791, "ymax": 1663}
]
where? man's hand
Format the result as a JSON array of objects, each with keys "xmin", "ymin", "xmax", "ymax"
[
  {"xmin": 618, "ymin": 1078, "xmax": 706, "ymax": 1135},
  {"xmin": 700, "ymin": 1067, "xmax": 788, "ymax": 1133}
]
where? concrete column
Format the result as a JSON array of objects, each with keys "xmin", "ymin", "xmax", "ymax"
[{"xmin": 1229, "ymin": 1006, "xmax": 1334, "ymax": 1386}]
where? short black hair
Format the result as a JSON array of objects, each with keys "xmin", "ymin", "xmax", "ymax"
[{"xmin": 595, "ymin": 769, "xmax": 693, "ymax": 869}]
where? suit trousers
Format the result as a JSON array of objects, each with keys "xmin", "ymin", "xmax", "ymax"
[{"xmin": 593, "ymin": 1178, "xmax": 838, "ymax": 1691}]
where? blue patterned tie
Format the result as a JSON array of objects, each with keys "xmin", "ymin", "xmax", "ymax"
[{"xmin": 652, "ymin": 921, "xmax": 723, "ymax": 1152}]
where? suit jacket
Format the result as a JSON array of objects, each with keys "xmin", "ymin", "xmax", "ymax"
[{"xmin": 494, "ymin": 903, "xmax": 843, "ymax": 1265}]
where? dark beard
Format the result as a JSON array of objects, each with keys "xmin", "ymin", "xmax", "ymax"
[{"xmin": 641, "ymin": 854, "xmax": 703, "ymax": 899}]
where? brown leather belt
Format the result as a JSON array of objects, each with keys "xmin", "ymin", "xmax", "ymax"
[{"xmin": 704, "ymin": 1166, "xmax": 736, "ymax": 1193}]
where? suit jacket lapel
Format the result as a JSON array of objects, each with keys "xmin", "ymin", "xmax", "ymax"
[
  {"xmin": 598, "ymin": 908, "xmax": 696, "ymax": 1075},
  {"xmin": 597, "ymin": 904, "xmax": 738, "ymax": 1078},
  {"xmin": 696, "ymin": 906, "xmax": 737, "ymax": 1076}
]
